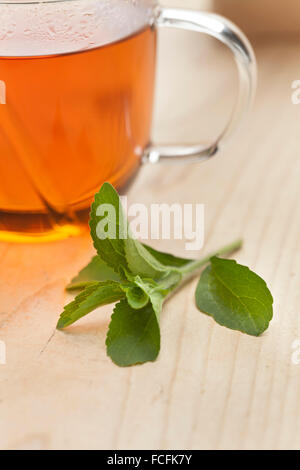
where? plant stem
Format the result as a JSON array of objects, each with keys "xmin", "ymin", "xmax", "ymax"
[
  {"xmin": 165, "ymin": 238, "xmax": 243, "ymax": 302},
  {"xmin": 180, "ymin": 238, "xmax": 243, "ymax": 276}
]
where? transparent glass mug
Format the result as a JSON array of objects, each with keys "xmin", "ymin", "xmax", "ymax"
[{"xmin": 0, "ymin": 0, "xmax": 256, "ymax": 242}]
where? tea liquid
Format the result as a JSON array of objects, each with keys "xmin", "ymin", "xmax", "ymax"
[{"xmin": 0, "ymin": 25, "xmax": 156, "ymax": 240}]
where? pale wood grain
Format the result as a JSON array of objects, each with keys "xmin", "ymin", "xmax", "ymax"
[{"xmin": 0, "ymin": 30, "xmax": 300, "ymax": 450}]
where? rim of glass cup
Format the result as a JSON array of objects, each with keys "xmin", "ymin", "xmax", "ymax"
[
  {"xmin": 0, "ymin": 0, "xmax": 87, "ymax": 3},
  {"xmin": 0, "ymin": 0, "xmax": 158, "ymax": 5}
]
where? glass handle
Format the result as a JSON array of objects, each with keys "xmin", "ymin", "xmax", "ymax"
[{"xmin": 143, "ymin": 7, "xmax": 257, "ymax": 164}]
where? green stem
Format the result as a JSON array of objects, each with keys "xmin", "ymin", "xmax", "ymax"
[
  {"xmin": 180, "ymin": 238, "xmax": 243, "ymax": 276},
  {"xmin": 165, "ymin": 238, "xmax": 243, "ymax": 302}
]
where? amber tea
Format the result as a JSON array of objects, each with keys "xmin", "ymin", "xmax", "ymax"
[
  {"xmin": 0, "ymin": 0, "xmax": 256, "ymax": 241},
  {"xmin": 0, "ymin": 1, "xmax": 156, "ymax": 240}
]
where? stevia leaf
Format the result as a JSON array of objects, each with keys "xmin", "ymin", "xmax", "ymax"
[
  {"xmin": 89, "ymin": 182, "xmax": 128, "ymax": 275},
  {"xmin": 134, "ymin": 272, "xmax": 181, "ymax": 318},
  {"xmin": 121, "ymin": 284, "xmax": 150, "ymax": 310},
  {"xmin": 66, "ymin": 256, "xmax": 121, "ymax": 291},
  {"xmin": 124, "ymin": 237, "xmax": 169, "ymax": 279},
  {"xmin": 143, "ymin": 243, "xmax": 194, "ymax": 268},
  {"xmin": 195, "ymin": 257, "xmax": 273, "ymax": 336},
  {"xmin": 106, "ymin": 300, "xmax": 161, "ymax": 367},
  {"xmin": 57, "ymin": 281, "xmax": 125, "ymax": 329},
  {"xmin": 90, "ymin": 183, "xmax": 174, "ymax": 280}
]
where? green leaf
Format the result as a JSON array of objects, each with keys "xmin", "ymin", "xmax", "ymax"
[
  {"xmin": 124, "ymin": 237, "xmax": 169, "ymax": 279},
  {"xmin": 106, "ymin": 300, "xmax": 160, "ymax": 366},
  {"xmin": 120, "ymin": 283, "xmax": 150, "ymax": 310},
  {"xmin": 131, "ymin": 277, "xmax": 164, "ymax": 320},
  {"xmin": 57, "ymin": 281, "xmax": 125, "ymax": 329},
  {"xmin": 89, "ymin": 182, "xmax": 128, "ymax": 275},
  {"xmin": 132, "ymin": 272, "xmax": 181, "ymax": 320},
  {"xmin": 143, "ymin": 243, "xmax": 194, "ymax": 268},
  {"xmin": 60, "ymin": 181, "xmax": 271, "ymax": 368},
  {"xmin": 66, "ymin": 256, "xmax": 121, "ymax": 291},
  {"xmin": 90, "ymin": 183, "xmax": 171, "ymax": 281},
  {"xmin": 195, "ymin": 257, "xmax": 273, "ymax": 336}
]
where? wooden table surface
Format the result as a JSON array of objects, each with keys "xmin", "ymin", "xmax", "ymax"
[{"xmin": 1, "ymin": 30, "xmax": 300, "ymax": 450}]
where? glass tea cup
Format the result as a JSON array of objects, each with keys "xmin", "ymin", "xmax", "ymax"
[{"xmin": 0, "ymin": 0, "xmax": 256, "ymax": 242}]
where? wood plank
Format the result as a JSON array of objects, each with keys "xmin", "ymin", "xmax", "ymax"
[{"xmin": 0, "ymin": 30, "xmax": 300, "ymax": 450}]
